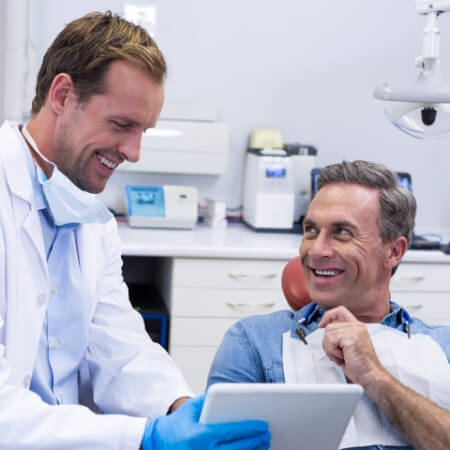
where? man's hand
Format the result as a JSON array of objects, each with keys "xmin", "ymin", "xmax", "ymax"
[
  {"xmin": 318, "ymin": 306, "xmax": 387, "ymax": 388},
  {"xmin": 319, "ymin": 306, "xmax": 450, "ymax": 450}
]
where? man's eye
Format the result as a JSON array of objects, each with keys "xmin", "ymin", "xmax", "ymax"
[
  {"xmin": 335, "ymin": 228, "xmax": 351, "ymax": 237},
  {"xmin": 112, "ymin": 121, "xmax": 130, "ymax": 130},
  {"xmin": 303, "ymin": 226, "xmax": 317, "ymax": 235}
]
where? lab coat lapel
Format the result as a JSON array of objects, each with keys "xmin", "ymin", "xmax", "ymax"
[
  {"xmin": 0, "ymin": 121, "xmax": 47, "ymax": 273},
  {"xmin": 0, "ymin": 121, "xmax": 49, "ymax": 384}
]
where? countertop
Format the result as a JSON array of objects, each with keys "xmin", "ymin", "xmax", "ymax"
[{"xmin": 118, "ymin": 221, "xmax": 450, "ymax": 263}]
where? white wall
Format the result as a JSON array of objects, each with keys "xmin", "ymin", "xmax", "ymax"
[{"xmin": 7, "ymin": 0, "xmax": 450, "ymax": 228}]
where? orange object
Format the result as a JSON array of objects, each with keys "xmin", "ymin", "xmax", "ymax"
[{"xmin": 281, "ymin": 256, "xmax": 312, "ymax": 311}]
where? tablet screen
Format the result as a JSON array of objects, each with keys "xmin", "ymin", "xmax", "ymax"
[{"xmin": 200, "ymin": 383, "xmax": 363, "ymax": 450}]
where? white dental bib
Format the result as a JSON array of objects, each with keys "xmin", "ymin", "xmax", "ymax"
[{"xmin": 282, "ymin": 323, "xmax": 450, "ymax": 448}]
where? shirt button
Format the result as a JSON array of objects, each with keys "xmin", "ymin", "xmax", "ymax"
[
  {"xmin": 51, "ymin": 340, "xmax": 60, "ymax": 350},
  {"xmin": 51, "ymin": 286, "xmax": 58, "ymax": 295},
  {"xmin": 37, "ymin": 294, "xmax": 46, "ymax": 306},
  {"xmin": 23, "ymin": 374, "xmax": 31, "ymax": 388}
]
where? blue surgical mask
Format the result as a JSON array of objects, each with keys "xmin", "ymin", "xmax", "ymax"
[{"xmin": 22, "ymin": 124, "xmax": 113, "ymax": 226}]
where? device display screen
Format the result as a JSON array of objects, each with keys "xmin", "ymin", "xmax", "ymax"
[
  {"xmin": 126, "ymin": 185, "xmax": 165, "ymax": 217},
  {"xmin": 265, "ymin": 166, "xmax": 286, "ymax": 178},
  {"xmin": 396, "ymin": 172, "xmax": 412, "ymax": 191}
]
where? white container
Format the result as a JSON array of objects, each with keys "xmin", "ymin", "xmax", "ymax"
[
  {"xmin": 242, "ymin": 149, "xmax": 295, "ymax": 230},
  {"xmin": 117, "ymin": 120, "xmax": 230, "ymax": 175}
]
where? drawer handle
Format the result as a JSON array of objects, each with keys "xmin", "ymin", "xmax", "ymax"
[
  {"xmin": 406, "ymin": 304, "xmax": 423, "ymax": 312},
  {"xmin": 395, "ymin": 275, "xmax": 425, "ymax": 282},
  {"xmin": 227, "ymin": 273, "xmax": 277, "ymax": 280},
  {"xmin": 226, "ymin": 302, "xmax": 276, "ymax": 311}
]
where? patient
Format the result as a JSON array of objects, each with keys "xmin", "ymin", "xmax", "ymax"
[{"xmin": 207, "ymin": 160, "xmax": 450, "ymax": 449}]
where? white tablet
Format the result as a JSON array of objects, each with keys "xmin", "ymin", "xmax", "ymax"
[{"xmin": 200, "ymin": 383, "xmax": 363, "ymax": 450}]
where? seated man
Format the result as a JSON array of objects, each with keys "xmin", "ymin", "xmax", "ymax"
[{"xmin": 207, "ymin": 160, "xmax": 450, "ymax": 449}]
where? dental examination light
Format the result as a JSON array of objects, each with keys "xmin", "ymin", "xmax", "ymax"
[{"xmin": 374, "ymin": 0, "xmax": 450, "ymax": 139}]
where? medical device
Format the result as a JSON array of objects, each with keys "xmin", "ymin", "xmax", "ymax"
[
  {"xmin": 242, "ymin": 130, "xmax": 295, "ymax": 231},
  {"xmin": 374, "ymin": 0, "xmax": 450, "ymax": 139},
  {"xmin": 126, "ymin": 185, "xmax": 198, "ymax": 229},
  {"xmin": 117, "ymin": 103, "xmax": 230, "ymax": 175},
  {"xmin": 285, "ymin": 143, "xmax": 317, "ymax": 223}
]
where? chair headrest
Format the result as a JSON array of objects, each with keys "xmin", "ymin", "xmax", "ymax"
[{"xmin": 281, "ymin": 256, "xmax": 311, "ymax": 311}]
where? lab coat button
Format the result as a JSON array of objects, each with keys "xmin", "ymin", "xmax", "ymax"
[
  {"xmin": 23, "ymin": 375, "xmax": 31, "ymax": 388},
  {"xmin": 37, "ymin": 294, "xmax": 46, "ymax": 306}
]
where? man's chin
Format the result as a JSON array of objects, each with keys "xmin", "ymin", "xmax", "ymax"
[
  {"xmin": 310, "ymin": 293, "xmax": 340, "ymax": 310},
  {"xmin": 78, "ymin": 176, "xmax": 109, "ymax": 194},
  {"xmin": 88, "ymin": 184, "xmax": 107, "ymax": 194}
]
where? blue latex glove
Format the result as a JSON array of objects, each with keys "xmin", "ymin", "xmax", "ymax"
[{"xmin": 141, "ymin": 395, "xmax": 270, "ymax": 450}]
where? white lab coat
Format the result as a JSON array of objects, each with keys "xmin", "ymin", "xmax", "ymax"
[{"xmin": 0, "ymin": 121, "xmax": 193, "ymax": 449}]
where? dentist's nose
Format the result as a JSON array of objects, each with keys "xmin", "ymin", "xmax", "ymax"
[{"xmin": 120, "ymin": 132, "xmax": 143, "ymax": 163}]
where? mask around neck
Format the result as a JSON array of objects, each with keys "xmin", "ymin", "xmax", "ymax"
[{"xmin": 21, "ymin": 124, "xmax": 113, "ymax": 226}]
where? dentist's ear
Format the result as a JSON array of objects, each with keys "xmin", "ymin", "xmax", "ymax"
[{"xmin": 48, "ymin": 73, "xmax": 75, "ymax": 115}]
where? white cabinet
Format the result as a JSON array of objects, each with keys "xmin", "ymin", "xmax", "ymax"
[
  {"xmin": 168, "ymin": 257, "xmax": 289, "ymax": 394},
  {"xmin": 391, "ymin": 263, "xmax": 450, "ymax": 326}
]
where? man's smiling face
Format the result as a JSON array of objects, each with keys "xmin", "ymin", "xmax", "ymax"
[
  {"xmin": 300, "ymin": 182, "xmax": 393, "ymax": 320},
  {"xmin": 51, "ymin": 60, "xmax": 164, "ymax": 193}
]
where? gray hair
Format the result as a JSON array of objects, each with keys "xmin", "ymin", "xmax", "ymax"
[{"xmin": 318, "ymin": 160, "xmax": 416, "ymax": 248}]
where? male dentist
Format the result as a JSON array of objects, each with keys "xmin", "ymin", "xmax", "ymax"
[{"xmin": 0, "ymin": 11, "xmax": 270, "ymax": 450}]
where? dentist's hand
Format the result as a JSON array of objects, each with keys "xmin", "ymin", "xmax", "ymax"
[{"xmin": 141, "ymin": 395, "xmax": 271, "ymax": 450}]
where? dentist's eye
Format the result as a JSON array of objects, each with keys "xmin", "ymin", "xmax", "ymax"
[{"xmin": 111, "ymin": 120, "xmax": 131, "ymax": 130}]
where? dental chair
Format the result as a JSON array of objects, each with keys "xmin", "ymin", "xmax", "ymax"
[{"xmin": 281, "ymin": 256, "xmax": 311, "ymax": 311}]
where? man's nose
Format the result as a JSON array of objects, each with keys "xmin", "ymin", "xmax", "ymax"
[
  {"xmin": 119, "ymin": 132, "xmax": 143, "ymax": 163},
  {"xmin": 308, "ymin": 233, "xmax": 334, "ymax": 258}
]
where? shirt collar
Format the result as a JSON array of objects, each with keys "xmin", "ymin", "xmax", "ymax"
[
  {"xmin": 382, "ymin": 301, "xmax": 411, "ymax": 331},
  {"xmin": 291, "ymin": 300, "xmax": 409, "ymax": 338}
]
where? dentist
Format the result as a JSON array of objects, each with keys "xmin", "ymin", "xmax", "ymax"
[{"xmin": 0, "ymin": 11, "xmax": 270, "ymax": 450}]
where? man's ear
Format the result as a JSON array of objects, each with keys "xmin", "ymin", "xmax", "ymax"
[
  {"xmin": 47, "ymin": 73, "xmax": 75, "ymax": 115},
  {"xmin": 385, "ymin": 235, "xmax": 408, "ymax": 270}
]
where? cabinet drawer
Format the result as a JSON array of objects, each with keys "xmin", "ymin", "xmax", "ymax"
[
  {"xmin": 170, "ymin": 317, "xmax": 237, "ymax": 346},
  {"xmin": 391, "ymin": 264, "xmax": 450, "ymax": 292},
  {"xmin": 172, "ymin": 258, "xmax": 287, "ymax": 289},
  {"xmin": 172, "ymin": 287, "xmax": 287, "ymax": 317},
  {"xmin": 393, "ymin": 292, "xmax": 450, "ymax": 324}
]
